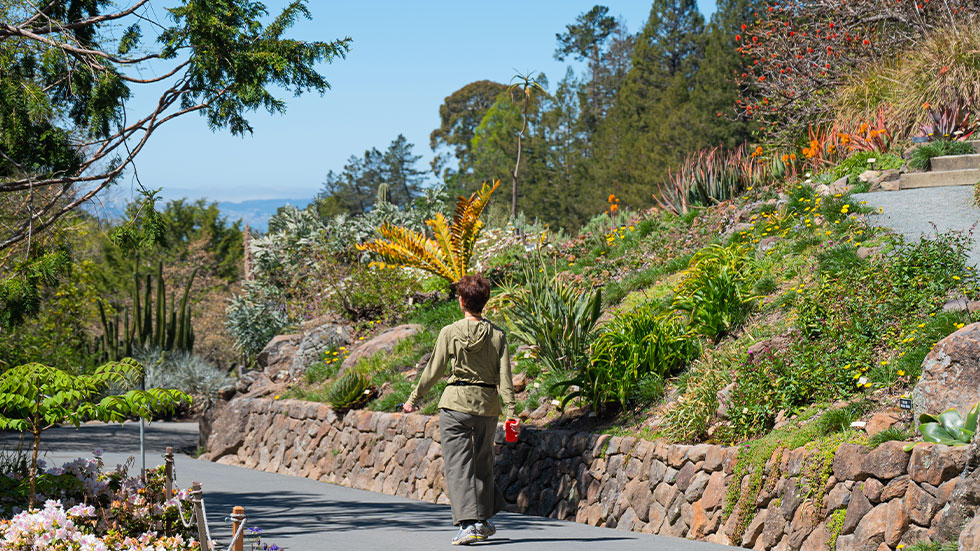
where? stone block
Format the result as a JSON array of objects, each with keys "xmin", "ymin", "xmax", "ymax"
[
  {"xmin": 909, "ymin": 443, "xmax": 968, "ymax": 486},
  {"xmin": 905, "ymin": 482, "xmax": 940, "ymax": 526}
]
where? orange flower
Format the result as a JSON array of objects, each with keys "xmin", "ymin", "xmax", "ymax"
[
  {"xmin": 781, "ymin": 154, "xmax": 790, "ymax": 162},
  {"xmin": 922, "ymin": 102, "xmax": 930, "ymax": 110},
  {"xmin": 608, "ymin": 194, "xmax": 616, "ymax": 202},
  {"xmin": 789, "ymin": 153, "xmax": 797, "ymax": 160},
  {"xmin": 858, "ymin": 123, "xmax": 869, "ymax": 134}
]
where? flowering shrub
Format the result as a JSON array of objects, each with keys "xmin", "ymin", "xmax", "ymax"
[
  {"xmin": 1, "ymin": 455, "xmax": 201, "ymax": 550},
  {"xmin": 735, "ymin": 0, "xmax": 980, "ymax": 138}
]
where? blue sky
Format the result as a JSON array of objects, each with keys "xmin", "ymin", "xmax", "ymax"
[{"xmin": 120, "ymin": 1, "xmax": 716, "ymax": 204}]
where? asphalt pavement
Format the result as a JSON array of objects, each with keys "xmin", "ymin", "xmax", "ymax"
[{"xmin": 3, "ymin": 422, "xmax": 741, "ymax": 551}]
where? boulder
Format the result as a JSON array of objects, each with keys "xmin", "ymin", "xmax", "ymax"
[
  {"xmin": 289, "ymin": 322, "xmax": 352, "ymax": 378},
  {"xmin": 866, "ymin": 410, "xmax": 902, "ymax": 436},
  {"xmin": 912, "ymin": 322, "xmax": 980, "ymax": 420},
  {"xmin": 204, "ymin": 398, "xmax": 251, "ymax": 460},
  {"xmin": 715, "ymin": 383, "xmax": 735, "ymax": 419},
  {"xmin": 256, "ymin": 333, "xmax": 301, "ymax": 379},
  {"xmin": 960, "ymin": 515, "xmax": 980, "ymax": 551},
  {"xmin": 842, "ymin": 487, "xmax": 872, "ymax": 534},
  {"xmin": 858, "ymin": 170, "xmax": 882, "ymax": 184},
  {"xmin": 828, "ymin": 176, "xmax": 853, "ymax": 196},
  {"xmin": 815, "ymin": 184, "xmax": 831, "ymax": 197},
  {"xmin": 341, "ymin": 324, "xmax": 423, "ymax": 371},
  {"xmin": 512, "ymin": 372, "xmax": 529, "ymax": 393}
]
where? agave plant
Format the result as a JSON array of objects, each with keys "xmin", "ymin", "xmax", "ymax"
[
  {"xmin": 357, "ymin": 180, "xmax": 499, "ymax": 284},
  {"xmin": 904, "ymin": 403, "xmax": 979, "ymax": 451},
  {"xmin": 326, "ymin": 370, "xmax": 373, "ymax": 412},
  {"xmin": 919, "ymin": 99, "xmax": 978, "ymax": 142}
]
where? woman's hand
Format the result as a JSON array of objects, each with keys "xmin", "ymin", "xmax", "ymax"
[
  {"xmin": 402, "ymin": 403, "xmax": 416, "ymax": 413},
  {"xmin": 507, "ymin": 418, "xmax": 521, "ymax": 435}
]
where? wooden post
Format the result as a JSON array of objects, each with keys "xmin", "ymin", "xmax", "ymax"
[
  {"xmin": 191, "ymin": 481, "xmax": 210, "ymax": 551},
  {"xmin": 231, "ymin": 506, "xmax": 246, "ymax": 551},
  {"xmin": 164, "ymin": 447, "xmax": 174, "ymax": 498}
]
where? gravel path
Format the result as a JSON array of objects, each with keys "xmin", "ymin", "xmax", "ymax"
[
  {"xmin": 854, "ymin": 186, "xmax": 980, "ymax": 267},
  {"xmin": 5, "ymin": 423, "xmax": 740, "ymax": 551}
]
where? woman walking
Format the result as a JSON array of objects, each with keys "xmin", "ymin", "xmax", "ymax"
[{"xmin": 403, "ymin": 274, "xmax": 519, "ymax": 546}]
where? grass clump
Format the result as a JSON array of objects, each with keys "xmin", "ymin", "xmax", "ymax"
[
  {"xmin": 868, "ymin": 427, "xmax": 914, "ymax": 448},
  {"xmin": 908, "ymin": 140, "xmax": 976, "ymax": 171}
]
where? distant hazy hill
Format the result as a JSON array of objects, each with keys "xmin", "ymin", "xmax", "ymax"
[
  {"xmin": 217, "ymin": 198, "xmax": 311, "ymax": 231},
  {"xmin": 83, "ymin": 196, "xmax": 311, "ymax": 232}
]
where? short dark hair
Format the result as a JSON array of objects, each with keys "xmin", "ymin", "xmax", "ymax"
[{"xmin": 458, "ymin": 274, "xmax": 491, "ymax": 314}]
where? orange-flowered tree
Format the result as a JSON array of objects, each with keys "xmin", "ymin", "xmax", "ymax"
[
  {"xmin": 357, "ymin": 180, "xmax": 499, "ymax": 285},
  {"xmin": 735, "ymin": 0, "xmax": 980, "ymax": 140}
]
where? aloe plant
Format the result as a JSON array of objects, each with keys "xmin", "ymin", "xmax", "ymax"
[
  {"xmin": 327, "ymin": 371, "xmax": 373, "ymax": 412},
  {"xmin": 655, "ymin": 144, "xmax": 769, "ymax": 215},
  {"xmin": 904, "ymin": 402, "xmax": 979, "ymax": 451}
]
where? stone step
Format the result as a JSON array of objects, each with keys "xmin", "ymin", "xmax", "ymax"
[
  {"xmin": 931, "ymin": 153, "xmax": 980, "ymax": 171},
  {"xmin": 900, "ymin": 168, "xmax": 980, "ymax": 189}
]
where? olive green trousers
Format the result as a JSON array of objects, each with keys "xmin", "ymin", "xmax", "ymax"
[{"xmin": 439, "ymin": 408, "xmax": 505, "ymax": 525}]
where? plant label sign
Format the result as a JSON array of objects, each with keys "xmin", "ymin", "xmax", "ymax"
[{"xmin": 899, "ymin": 398, "xmax": 913, "ymax": 411}]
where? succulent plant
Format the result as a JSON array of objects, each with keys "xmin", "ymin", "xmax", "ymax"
[
  {"xmin": 904, "ymin": 402, "xmax": 979, "ymax": 451},
  {"xmin": 326, "ymin": 371, "xmax": 373, "ymax": 412}
]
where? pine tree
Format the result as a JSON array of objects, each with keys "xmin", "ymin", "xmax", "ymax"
[
  {"xmin": 593, "ymin": 0, "xmax": 706, "ymax": 208},
  {"xmin": 689, "ymin": 0, "xmax": 759, "ymax": 148}
]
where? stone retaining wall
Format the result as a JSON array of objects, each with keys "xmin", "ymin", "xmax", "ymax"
[{"xmin": 206, "ymin": 398, "xmax": 980, "ymax": 550}]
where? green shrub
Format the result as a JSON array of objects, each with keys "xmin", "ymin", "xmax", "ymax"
[
  {"xmin": 326, "ymin": 370, "xmax": 372, "ymax": 411},
  {"xmin": 908, "ymin": 140, "xmax": 976, "ymax": 171},
  {"xmin": 817, "ymin": 243, "xmax": 863, "ymax": 275},
  {"xmin": 225, "ymin": 281, "xmax": 289, "ymax": 362},
  {"xmin": 831, "ymin": 151, "xmax": 904, "ymax": 180},
  {"xmin": 752, "ymin": 276, "xmax": 777, "ymax": 295},
  {"xmin": 557, "ymin": 304, "xmax": 699, "ymax": 411},
  {"xmin": 499, "ymin": 260, "xmax": 602, "ymax": 375},
  {"xmin": 673, "ymin": 244, "xmax": 758, "ymax": 342}
]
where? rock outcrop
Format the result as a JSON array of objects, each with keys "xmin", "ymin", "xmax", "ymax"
[{"xmin": 912, "ymin": 322, "xmax": 980, "ymax": 419}]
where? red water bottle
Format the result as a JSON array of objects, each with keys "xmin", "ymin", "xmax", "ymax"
[{"xmin": 505, "ymin": 419, "xmax": 519, "ymax": 443}]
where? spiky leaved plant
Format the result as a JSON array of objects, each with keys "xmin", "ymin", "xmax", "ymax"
[
  {"xmin": 326, "ymin": 370, "xmax": 372, "ymax": 412},
  {"xmin": 357, "ymin": 180, "xmax": 499, "ymax": 284}
]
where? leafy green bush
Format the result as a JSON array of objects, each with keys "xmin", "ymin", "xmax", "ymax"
[
  {"xmin": 908, "ymin": 140, "xmax": 976, "ymax": 171},
  {"xmin": 225, "ymin": 281, "xmax": 289, "ymax": 362},
  {"xmin": 556, "ymin": 304, "xmax": 699, "ymax": 411},
  {"xmin": 499, "ymin": 260, "xmax": 602, "ymax": 375},
  {"xmin": 817, "ymin": 243, "xmax": 863, "ymax": 275},
  {"xmin": 326, "ymin": 370, "xmax": 372, "ymax": 412},
  {"xmin": 831, "ymin": 151, "xmax": 904, "ymax": 180},
  {"xmin": 673, "ymin": 244, "xmax": 758, "ymax": 342}
]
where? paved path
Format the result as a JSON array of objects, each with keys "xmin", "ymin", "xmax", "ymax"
[
  {"xmin": 4, "ymin": 423, "xmax": 739, "ymax": 551},
  {"xmin": 854, "ymin": 186, "xmax": 980, "ymax": 267}
]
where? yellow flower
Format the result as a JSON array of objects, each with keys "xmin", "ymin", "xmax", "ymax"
[
  {"xmin": 953, "ymin": 276, "xmax": 961, "ymax": 280},
  {"xmin": 898, "ymin": 370, "xmax": 905, "ymax": 376},
  {"xmin": 880, "ymin": 360, "xmax": 889, "ymax": 365},
  {"xmin": 274, "ymin": 395, "xmax": 281, "ymax": 400}
]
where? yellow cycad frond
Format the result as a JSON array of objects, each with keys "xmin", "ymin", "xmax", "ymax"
[
  {"xmin": 450, "ymin": 180, "xmax": 499, "ymax": 273},
  {"xmin": 356, "ymin": 181, "xmax": 499, "ymax": 284}
]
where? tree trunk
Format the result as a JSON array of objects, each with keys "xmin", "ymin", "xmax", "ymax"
[
  {"xmin": 511, "ymin": 89, "xmax": 530, "ymax": 219},
  {"xmin": 29, "ymin": 426, "xmax": 39, "ymax": 509}
]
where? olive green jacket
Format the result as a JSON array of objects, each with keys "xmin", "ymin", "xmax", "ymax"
[{"xmin": 406, "ymin": 318, "xmax": 516, "ymax": 419}]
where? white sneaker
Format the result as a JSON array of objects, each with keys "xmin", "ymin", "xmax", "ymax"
[
  {"xmin": 475, "ymin": 520, "xmax": 496, "ymax": 539},
  {"xmin": 452, "ymin": 524, "xmax": 483, "ymax": 546}
]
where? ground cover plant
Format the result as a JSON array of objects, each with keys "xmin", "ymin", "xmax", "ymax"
[{"xmin": 908, "ymin": 140, "xmax": 977, "ymax": 171}]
